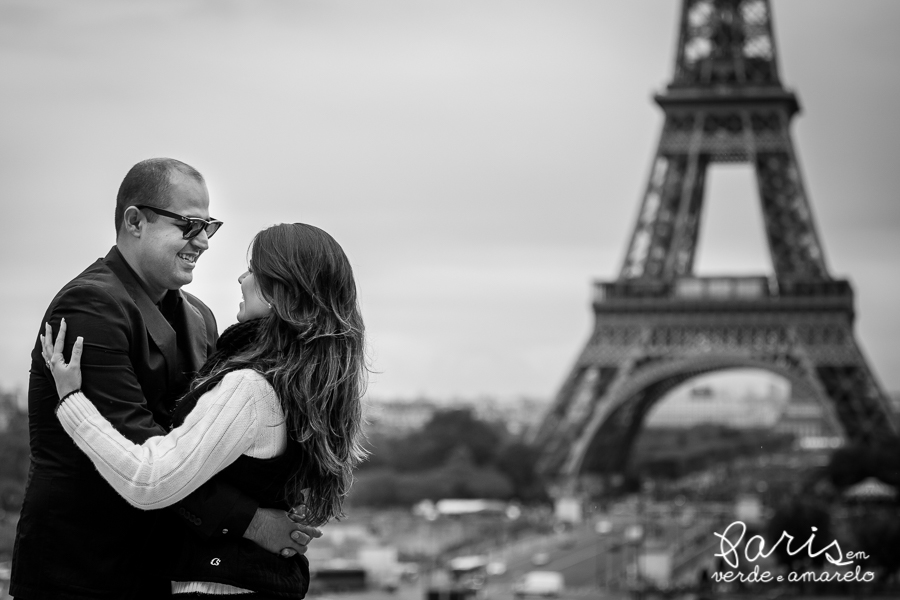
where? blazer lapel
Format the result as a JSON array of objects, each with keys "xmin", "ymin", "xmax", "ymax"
[
  {"xmin": 104, "ymin": 247, "xmax": 178, "ymax": 384},
  {"xmin": 178, "ymin": 291, "xmax": 209, "ymax": 373}
]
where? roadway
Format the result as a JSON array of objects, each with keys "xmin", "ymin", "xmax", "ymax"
[{"xmin": 308, "ymin": 501, "xmax": 732, "ymax": 600}]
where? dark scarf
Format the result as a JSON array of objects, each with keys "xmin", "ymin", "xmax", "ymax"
[{"xmin": 171, "ymin": 318, "xmax": 265, "ymax": 427}]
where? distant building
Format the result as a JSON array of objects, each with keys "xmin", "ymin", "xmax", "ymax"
[
  {"xmin": 363, "ymin": 398, "xmax": 440, "ymax": 437},
  {"xmin": 690, "ymin": 386, "xmax": 714, "ymax": 400},
  {"xmin": 772, "ymin": 396, "xmax": 838, "ymax": 441},
  {"xmin": 467, "ymin": 396, "xmax": 548, "ymax": 436},
  {"xmin": 645, "ymin": 382, "xmax": 786, "ymax": 429},
  {"xmin": 363, "ymin": 395, "xmax": 548, "ymax": 438},
  {"xmin": 645, "ymin": 378, "xmax": 843, "ymax": 447}
]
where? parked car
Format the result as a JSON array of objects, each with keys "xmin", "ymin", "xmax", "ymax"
[
  {"xmin": 512, "ymin": 571, "xmax": 565, "ymax": 598},
  {"xmin": 594, "ymin": 518, "xmax": 613, "ymax": 534},
  {"xmin": 624, "ymin": 524, "xmax": 643, "ymax": 542}
]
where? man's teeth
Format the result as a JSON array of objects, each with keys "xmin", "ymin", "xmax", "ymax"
[{"xmin": 178, "ymin": 253, "xmax": 197, "ymax": 264}]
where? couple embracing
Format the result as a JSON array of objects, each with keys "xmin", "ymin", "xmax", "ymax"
[{"xmin": 11, "ymin": 158, "xmax": 368, "ymax": 599}]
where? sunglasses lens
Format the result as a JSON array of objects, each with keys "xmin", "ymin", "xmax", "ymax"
[
  {"xmin": 205, "ymin": 221, "xmax": 222, "ymax": 239},
  {"xmin": 182, "ymin": 221, "xmax": 205, "ymax": 239},
  {"xmin": 179, "ymin": 217, "xmax": 222, "ymax": 240}
]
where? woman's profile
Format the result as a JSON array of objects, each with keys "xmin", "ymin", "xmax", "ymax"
[{"xmin": 42, "ymin": 222, "xmax": 368, "ymax": 599}]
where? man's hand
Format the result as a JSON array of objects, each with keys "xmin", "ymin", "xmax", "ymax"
[{"xmin": 243, "ymin": 507, "xmax": 323, "ymax": 557}]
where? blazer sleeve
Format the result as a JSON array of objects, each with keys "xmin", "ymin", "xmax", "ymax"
[{"xmin": 49, "ymin": 284, "xmax": 166, "ymax": 442}]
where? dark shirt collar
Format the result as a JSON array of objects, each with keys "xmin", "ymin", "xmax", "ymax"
[{"xmin": 158, "ymin": 288, "xmax": 183, "ymax": 324}]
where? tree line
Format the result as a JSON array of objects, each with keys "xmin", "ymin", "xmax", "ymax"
[{"xmin": 348, "ymin": 408, "xmax": 549, "ymax": 507}]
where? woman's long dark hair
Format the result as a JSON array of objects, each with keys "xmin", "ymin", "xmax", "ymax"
[{"xmin": 191, "ymin": 223, "xmax": 367, "ymax": 526}]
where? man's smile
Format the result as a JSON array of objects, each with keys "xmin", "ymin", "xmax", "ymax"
[{"xmin": 177, "ymin": 252, "xmax": 199, "ymax": 265}]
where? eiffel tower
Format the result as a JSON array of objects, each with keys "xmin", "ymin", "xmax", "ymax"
[{"xmin": 533, "ymin": 0, "xmax": 896, "ymax": 490}]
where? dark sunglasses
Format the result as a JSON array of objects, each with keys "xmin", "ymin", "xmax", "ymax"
[{"xmin": 134, "ymin": 205, "xmax": 224, "ymax": 240}]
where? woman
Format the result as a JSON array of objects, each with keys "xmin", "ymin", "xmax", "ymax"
[{"xmin": 42, "ymin": 223, "xmax": 368, "ymax": 599}]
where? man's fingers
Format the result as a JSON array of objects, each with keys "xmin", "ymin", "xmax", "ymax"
[
  {"xmin": 70, "ymin": 337, "xmax": 84, "ymax": 370},
  {"xmin": 283, "ymin": 543, "xmax": 308, "ymax": 557},
  {"xmin": 290, "ymin": 530, "xmax": 310, "ymax": 545},
  {"xmin": 297, "ymin": 523, "xmax": 322, "ymax": 539},
  {"xmin": 278, "ymin": 537, "xmax": 308, "ymax": 557}
]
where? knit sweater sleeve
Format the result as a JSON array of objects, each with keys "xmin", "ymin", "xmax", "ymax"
[{"xmin": 56, "ymin": 370, "xmax": 272, "ymax": 510}]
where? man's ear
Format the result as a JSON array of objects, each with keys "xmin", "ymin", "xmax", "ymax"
[{"xmin": 122, "ymin": 206, "xmax": 145, "ymax": 238}]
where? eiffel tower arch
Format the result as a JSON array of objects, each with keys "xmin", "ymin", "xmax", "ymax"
[{"xmin": 533, "ymin": 0, "xmax": 897, "ymax": 492}]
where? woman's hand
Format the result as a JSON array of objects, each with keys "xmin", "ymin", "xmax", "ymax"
[{"xmin": 41, "ymin": 319, "xmax": 84, "ymax": 399}]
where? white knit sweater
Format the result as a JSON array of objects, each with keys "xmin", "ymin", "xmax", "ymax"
[{"xmin": 56, "ymin": 368, "xmax": 289, "ymax": 595}]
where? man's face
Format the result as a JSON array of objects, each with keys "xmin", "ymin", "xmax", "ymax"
[{"xmin": 135, "ymin": 172, "xmax": 211, "ymax": 298}]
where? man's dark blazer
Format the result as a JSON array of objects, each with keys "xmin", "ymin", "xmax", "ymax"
[{"xmin": 11, "ymin": 247, "xmax": 259, "ymax": 600}]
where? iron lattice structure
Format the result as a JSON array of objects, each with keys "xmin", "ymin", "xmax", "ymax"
[{"xmin": 533, "ymin": 0, "xmax": 896, "ymax": 488}]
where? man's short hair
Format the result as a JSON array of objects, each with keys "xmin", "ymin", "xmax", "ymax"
[{"xmin": 114, "ymin": 158, "xmax": 205, "ymax": 234}]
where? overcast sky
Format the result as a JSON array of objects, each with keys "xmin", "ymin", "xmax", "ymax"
[{"xmin": 2, "ymin": 0, "xmax": 898, "ymax": 401}]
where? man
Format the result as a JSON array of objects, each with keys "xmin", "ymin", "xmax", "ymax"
[{"xmin": 11, "ymin": 158, "xmax": 318, "ymax": 599}]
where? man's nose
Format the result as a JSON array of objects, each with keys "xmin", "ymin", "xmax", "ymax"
[{"xmin": 190, "ymin": 229, "xmax": 210, "ymax": 251}]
